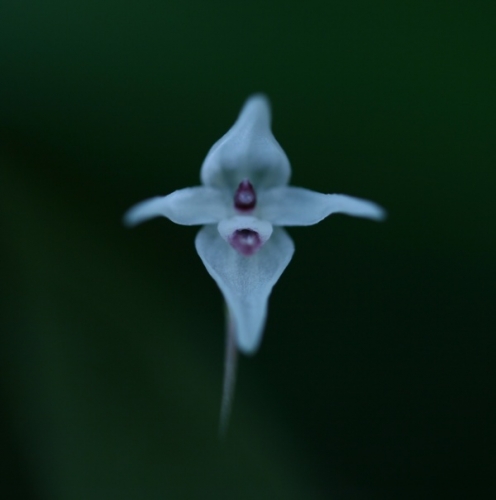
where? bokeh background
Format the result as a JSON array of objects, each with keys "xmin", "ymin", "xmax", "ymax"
[{"xmin": 1, "ymin": 1, "xmax": 495, "ymax": 498}]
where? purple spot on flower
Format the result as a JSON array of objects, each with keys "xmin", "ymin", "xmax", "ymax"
[
  {"xmin": 228, "ymin": 229, "xmax": 263, "ymax": 256},
  {"xmin": 234, "ymin": 179, "xmax": 256, "ymax": 211}
]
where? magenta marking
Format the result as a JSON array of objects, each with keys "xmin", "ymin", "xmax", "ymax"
[
  {"xmin": 233, "ymin": 179, "xmax": 256, "ymax": 211},
  {"xmin": 228, "ymin": 229, "xmax": 262, "ymax": 256}
]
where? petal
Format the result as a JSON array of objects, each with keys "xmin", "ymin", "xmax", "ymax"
[
  {"xmin": 258, "ymin": 186, "xmax": 386, "ymax": 226},
  {"xmin": 123, "ymin": 187, "xmax": 229, "ymax": 226},
  {"xmin": 200, "ymin": 94, "xmax": 291, "ymax": 191},
  {"xmin": 195, "ymin": 225, "xmax": 294, "ymax": 354}
]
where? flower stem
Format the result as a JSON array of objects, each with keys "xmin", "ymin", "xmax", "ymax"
[{"xmin": 219, "ymin": 306, "xmax": 238, "ymax": 438}]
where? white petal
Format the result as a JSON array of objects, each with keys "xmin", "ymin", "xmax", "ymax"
[
  {"xmin": 200, "ymin": 94, "xmax": 291, "ymax": 191},
  {"xmin": 258, "ymin": 186, "xmax": 386, "ymax": 226},
  {"xmin": 195, "ymin": 225, "xmax": 294, "ymax": 354},
  {"xmin": 123, "ymin": 187, "xmax": 229, "ymax": 226}
]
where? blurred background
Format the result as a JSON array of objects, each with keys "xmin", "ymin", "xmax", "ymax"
[{"xmin": 0, "ymin": 1, "xmax": 495, "ymax": 498}]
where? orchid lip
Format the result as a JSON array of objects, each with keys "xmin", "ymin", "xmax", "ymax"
[{"xmin": 234, "ymin": 179, "xmax": 256, "ymax": 212}]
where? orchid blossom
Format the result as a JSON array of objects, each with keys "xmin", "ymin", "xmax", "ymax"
[{"xmin": 124, "ymin": 94, "xmax": 385, "ymax": 433}]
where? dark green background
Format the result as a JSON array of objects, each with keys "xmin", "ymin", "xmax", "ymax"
[{"xmin": 1, "ymin": 1, "xmax": 494, "ymax": 498}]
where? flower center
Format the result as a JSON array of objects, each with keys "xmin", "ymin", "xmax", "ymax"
[
  {"xmin": 233, "ymin": 179, "xmax": 256, "ymax": 211},
  {"xmin": 228, "ymin": 229, "xmax": 262, "ymax": 256}
]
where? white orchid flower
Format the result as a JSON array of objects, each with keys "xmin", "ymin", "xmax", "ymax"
[{"xmin": 124, "ymin": 94, "xmax": 385, "ymax": 433}]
